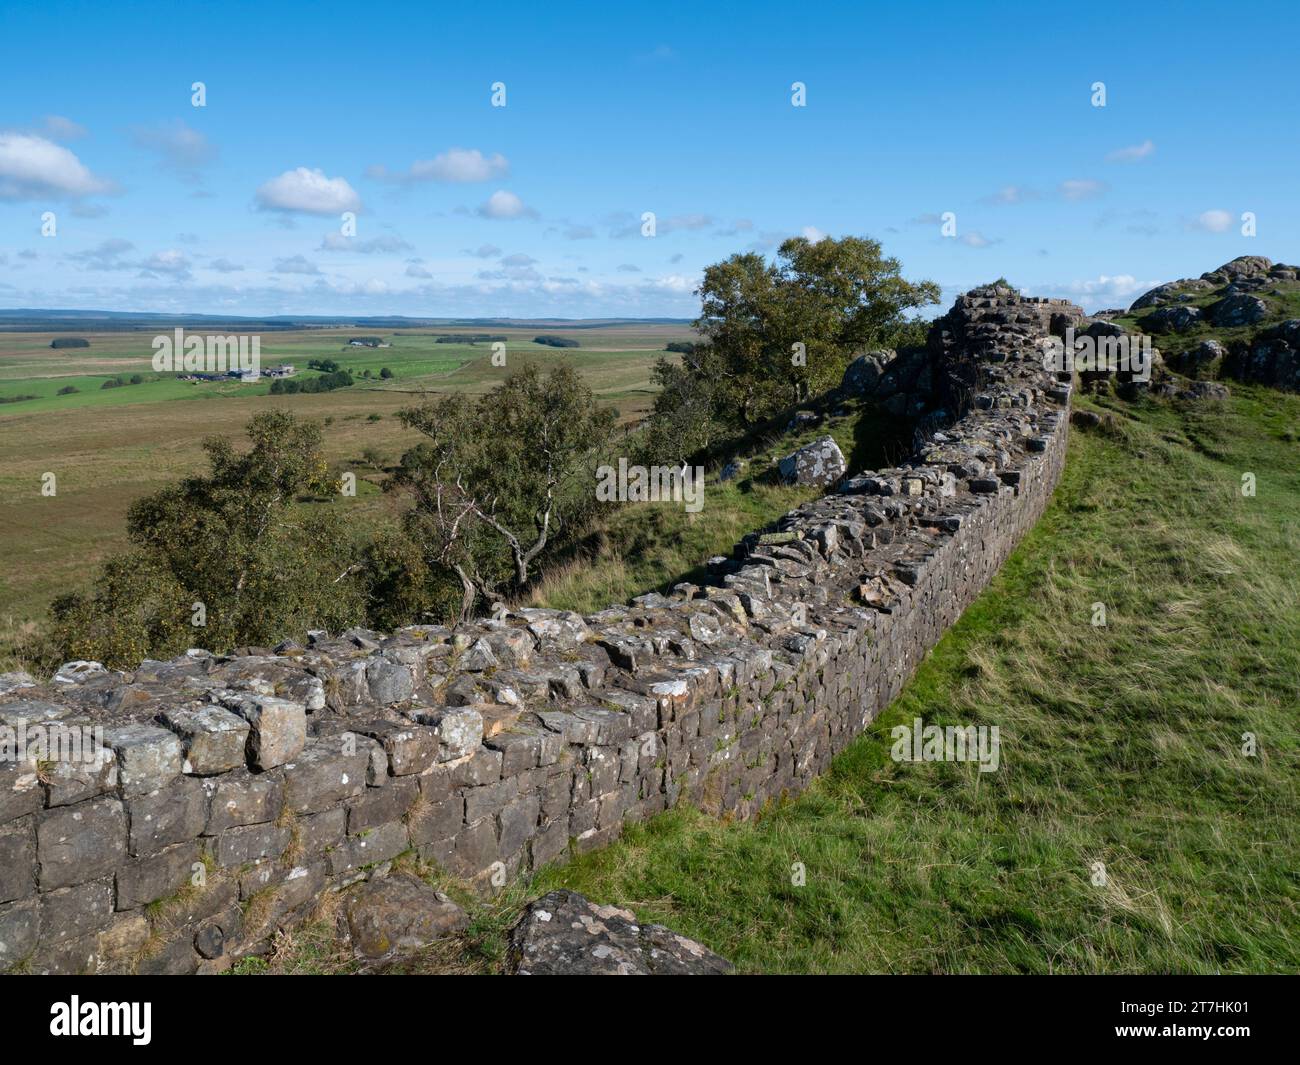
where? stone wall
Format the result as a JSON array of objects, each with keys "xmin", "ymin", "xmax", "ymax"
[{"xmin": 0, "ymin": 288, "xmax": 1082, "ymax": 974}]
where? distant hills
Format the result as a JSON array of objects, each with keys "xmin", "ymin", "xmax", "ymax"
[{"xmin": 0, "ymin": 309, "xmax": 692, "ymax": 333}]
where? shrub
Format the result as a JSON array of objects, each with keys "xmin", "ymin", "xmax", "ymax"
[{"xmin": 50, "ymin": 411, "xmax": 366, "ymax": 666}]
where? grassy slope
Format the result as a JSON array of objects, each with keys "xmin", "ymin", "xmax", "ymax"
[{"xmin": 240, "ymin": 384, "xmax": 1299, "ymax": 975}]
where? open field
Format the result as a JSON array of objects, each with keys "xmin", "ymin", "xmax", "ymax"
[
  {"xmin": 236, "ymin": 384, "xmax": 1300, "ymax": 975},
  {"xmin": 0, "ymin": 323, "xmax": 691, "ymax": 628}
]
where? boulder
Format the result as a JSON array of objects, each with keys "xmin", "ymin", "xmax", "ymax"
[
  {"xmin": 341, "ymin": 873, "xmax": 468, "ymax": 960},
  {"xmin": 840, "ymin": 350, "xmax": 894, "ymax": 395},
  {"xmin": 1210, "ymin": 293, "xmax": 1268, "ymax": 327},
  {"xmin": 777, "ymin": 436, "xmax": 847, "ymax": 487},
  {"xmin": 509, "ymin": 889, "xmax": 733, "ymax": 975},
  {"xmin": 1177, "ymin": 380, "xmax": 1230, "ymax": 402},
  {"xmin": 1143, "ymin": 305, "xmax": 1202, "ymax": 333}
]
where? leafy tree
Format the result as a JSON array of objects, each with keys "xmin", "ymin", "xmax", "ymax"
[
  {"xmin": 380, "ymin": 366, "xmax": 393, "ymax": 379},
  {"xmin": 389, "ymin": 363, "xmax": 616, "ymax": 619},
  {"xmin": 689, "ymin": 235, "xmax": 939, "ymax": 425},
  {"xmin": 638, "ymin": 355, "xmax": 718, "ymax": 466},
  {"xmin": 50, "ymin": 411, "xmax": 365, "ymax": 666}
]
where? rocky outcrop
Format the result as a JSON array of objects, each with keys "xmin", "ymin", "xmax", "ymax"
[
  {"xmin": 508, "ymin": 890, "xmax": 732, "ymax": 974},
  {"xmin": 0, "ymin": 284, "xmax": 1080, "ymax": 975},
  {"xmin": 1129, "ymin": 256, "xmax": 1299, "ymax": 313},
  {"xmin": 1226, "ymin": 319, "xmax": 1300, "ymax": 391}
]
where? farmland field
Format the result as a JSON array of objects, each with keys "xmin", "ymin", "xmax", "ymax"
[{"xmin": 0, "ymin": 323, "xmax": 691, "ymax": 635}]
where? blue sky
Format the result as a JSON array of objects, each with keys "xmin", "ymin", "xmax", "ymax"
[{"xmin": 1, "ymin": 0, "xmax": 1296, "ymax": 317}]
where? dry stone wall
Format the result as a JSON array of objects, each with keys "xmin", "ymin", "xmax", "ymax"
[{"xmin": 0, "ymin": 287, "xmax": 1082, "ymax": 974}]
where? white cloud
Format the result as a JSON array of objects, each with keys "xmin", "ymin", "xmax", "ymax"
[
  {"xmin": 208, "ymin": 258, "xmax": 244, "ymax": 273},
  {"xmin": 959, "ymin": 231, "xmax": 996, "ymax": 248},
  {"xmin": 256, "ymin": 167, "xmax": 362, "ymax": 215},
  {"xmin": 368, "ymin": 147, "xmax": 508, "ymax": 184},
  {"xmin": 1049, "ymin": 274, "xmax": 1162, "ymax": 308},
  {"xmin": 981, "ymin": 185, "xmax": 1038, "ymax": 205},
  {"xmin": 42, "ymin": 115, "xmax": 86, "ymax": 141},
  {"xmin": 661, "ymin": 213, "xmax": 712, "ymax": 234},
  {"xmin": 476, "ymin": 189, "xmax": 534, "ymax": 219},
  {"xmin": 132, "ymin": 120, "xmax": 217, "ymax": 176},
  {"xmin": 1059, "ymin": 179, "xmax": 1107, "ymax": 201},
  {"xmin": 465, "ymin": 244, "xmax": 502, "ymax": 258},
  {"xmin": 67, "ymin": 238, "xmax": 134, "ymax": 269},
  {"xmin": 405, "ymin": 263, "xmax": 432, "ymax": 278},
  {"xmin": 273, "ymin": 254, "xmax": 321, "ymax": 275},
  {"xmin": 1106, "ymin": 139, "xmax": 1155, "ymax": 163},
  {"xmin": 0, "ymin": 132, "xmax": 112, "ymax": 200},
  {"xmin": 800, "ymin": 225, "xmax": 827, "ymax": 243},
  {"xmin": 138, "ymin": 249, "xmax": 191, "ymax": 279},
  {"xmin": 1191, "ymin": 209, "xmax": 1233, "ymax": 233},
  {"xmin": 318, "ymin": 232, "xmax": 412, "ymax": 253}
]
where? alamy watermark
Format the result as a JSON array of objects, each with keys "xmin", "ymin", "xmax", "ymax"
[
  {"xmin": 151, "ymin": 327, "xmax": 261, "ymax": 376},
  {"xmin": 596, "ymin": 459, "xmax": 705, "ymax": 513},
  {"xmin": 1, "ymin": 720, "xmax": 107, "ymax": 766},
  {"xmin": 890, "ymin": 716, "xmax": 1001, "ymax": 773},
  {"xmin": 1043, "ymin": 327, "xmax": 1152, "ymax": 382}
]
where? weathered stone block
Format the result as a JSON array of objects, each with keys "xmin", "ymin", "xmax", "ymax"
[
  {"xmin": 103, "ymin": 723, "xmax": 182, "ymax": 796},
  {"xmin": 296, "ymin": 807, "xmax": 346, "ymax": 857},
  {"xmin": 345, "ymin": 777, "xmax": 418, "ymax": 834},
  {"xmin": 37, "ymin": 798, "xmax": 127, "ymax": 890},
  {"xmin": 127, "ymin": 776, "xmax": 208, "ymax": 856},
  {"xmin": 0, "ymin": 897, "xmax": 40, "ymax": 971},
  {"xmin": 43, "ymin": 745, "xmax": 117, "ymax": 808},
  {"xmin": 39, "ymin": 877, "xmax": 115, "ymax": 945},
  {"xmin": 406, "ymin": 793, "xmax": 463, "ymax": 845},
  {"xmin": 497, "ymin": 793, "xmax": 540, "ymax": 855},
  {"xmin": 0, "ymin": 758, "xmax": 42, "ymax": 824},
  {"xmin": 214, "ymin": 822, "xmax": 290, "ymax": 867},
  {"xmin": 116, "ymin": 839, "xmax": 203, "ymax": 909},
  {"xmin": 204, "ymin": 769, "xmax": 284, "ymax": 833},
  {"xmin": 353, "ymin": 721, "xmax": 439, "ymax": 776},
  {"xmin": 324, "ymin": 820, "xmax": 408, "ymax": 875},
  {"xmin": 223, "ymin": 694, "xmax": 306, "ymax": 769},
  {"xmin": 282, "ymin": 738, "xmax": 368, "ymax": 814},
  {"xmin": 0, "ymin": 816, "xmax": 36, "ymax": 904},
  {"xmin": 161, "ymin": 704, "xmax": 250, "ymax": 775}
]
